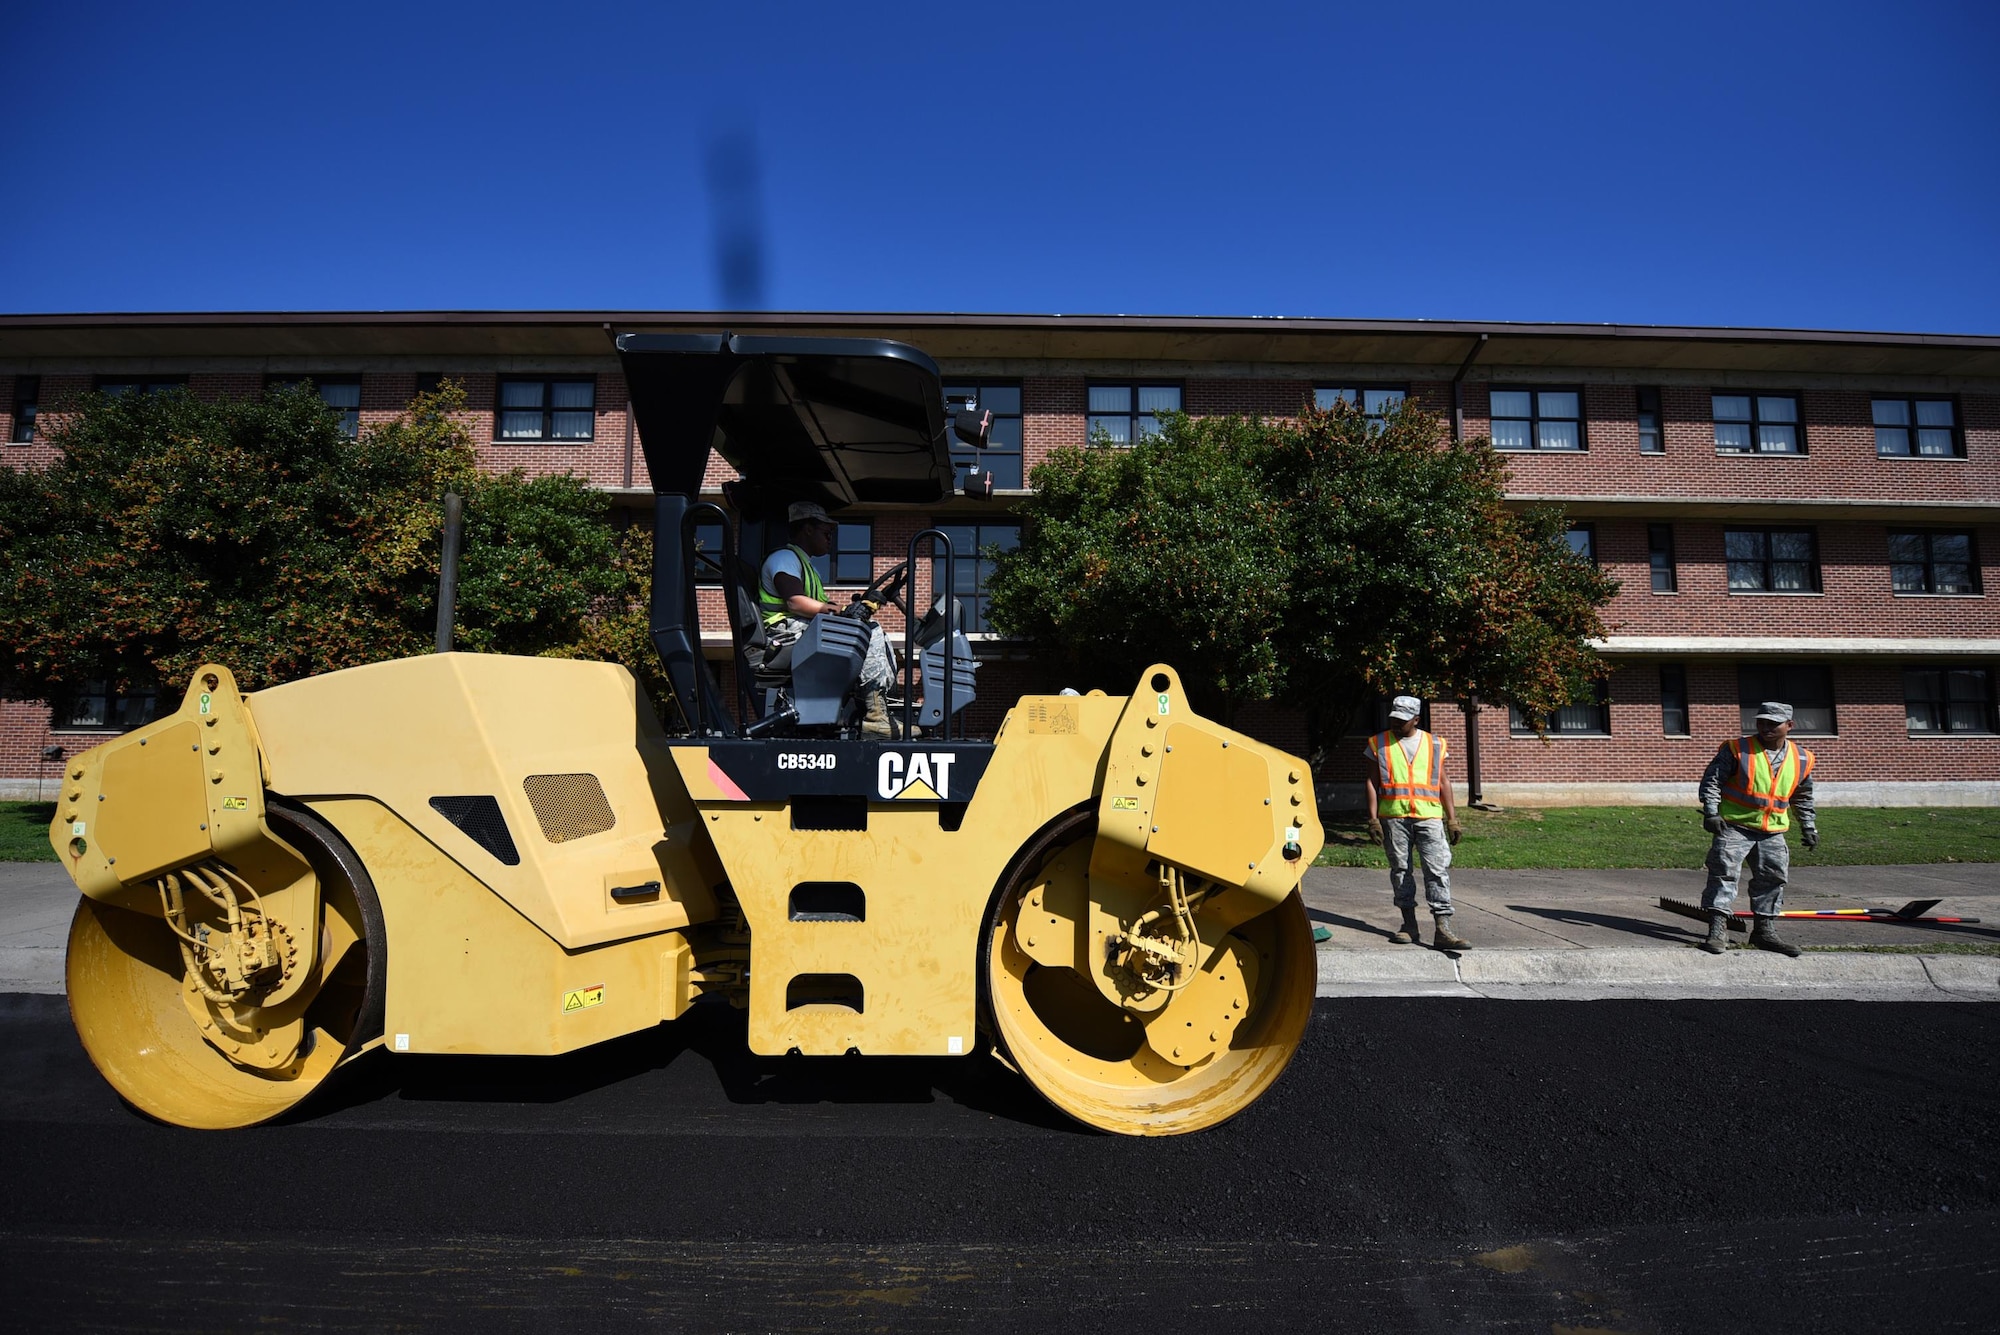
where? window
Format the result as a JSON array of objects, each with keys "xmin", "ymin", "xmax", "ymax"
[
  {"xmin": 1510, "ymin": 679, "xmax": 1611, "ymax": 735},
  {"xmin": 96, "ymin": 376, "xmax": 184, "ymax": 397},
  {"xmin": 1725, "ymin": 528, "xmax": 1820, "ymax": 593},
  {"xmin": 1660, "ymin": 664, "xmax": 1690, "ymax": 736},
  {"xmin": 1872, "ymin": 396, "xmax": 1961, "ymax": 458},
  {"xmin": 1566, "ymin": 523, "xmax": 1596, "ymax": 562},
  {"xmin": 1315, "ymin": 385, "xmax": 1407, "ymax": 431},
  {"xmin": 1490, "ymin": 387, "xmax": 1584, "ymax": 451},
  {"xmin": 930, "ymin": 522, "xmax": 1020, "ymax": 633},
  {"xmin": 1648, "ymin": 523, "xmax": 1678, "ymax": 592},
  {"xmin": 268, "ymin": 375, "xmax": 362, "ymax": 437},
  {"xmin": 1637, "ymin": 387, "xmax": 1663, "ymax": 453},
  {"xmin": 1087, "ymin": 384, "xmax": 1179, "ymax": 445},
  {"xmin": 942, "ymin": 381, "xmax": 1024, "ymax": 490},
  {"xmin": 1904, "ymin": 666, "xmax": 1996, "ymax": 734},
  {"xmin": 9, "ymin": 375, "xmax": 36, "ymax": 443},
  {"xmin": 807, "ymin": 522, "xmax": 874, "ymax": 588},
  {"xmin": 58, "ymin": 682, "xmax": 160, "ymax": 732},
  {"xmin": 1712, "ymin": 393, "xmax": 1801, "ymax": 454},
  {"xmin": 1890, "ymin": 530, "xmax": 1979, "ymax": 595},
  {"xmin": 498, "ymin": 376, "xmax": 595, "ymax": 441},
  {"xmin": 1737, "ymin": 663, "xmax": 1835, "ymax": 735},
  {"xmin": 691, "ymin": 522, "xmax": 727, "ymax": 585}
]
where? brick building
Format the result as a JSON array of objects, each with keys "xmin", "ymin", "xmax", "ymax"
[{"xmin": 3, "ymin": 311, "xmax": 1996, "ymax": 806}]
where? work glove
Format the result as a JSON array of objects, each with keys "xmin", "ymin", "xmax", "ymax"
[
  {"xmin": 1802, "ymin": 826, "xmax": 1819, "ymax": 851},
  {"xmin": 1366, "ymin": 816, "xmax": 1383, "ymax": 843},
  {"xmin": 1446, "ymin": 820, "xmax": 1462, "ymax": 847},
  {"xmin": 1702, "ymin": 813, "xmax": 1726, "ymax": 835}
]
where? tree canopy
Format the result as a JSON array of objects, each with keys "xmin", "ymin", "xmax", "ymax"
[
  {"xmin": 983, "ymin": 398, "xmax": 1618, "ymax": 762},
  {"xmin": 0, "ymin": 382, "xmax": 628, "ymax": 710}
]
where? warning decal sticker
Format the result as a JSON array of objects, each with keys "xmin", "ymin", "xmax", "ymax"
[
  {"xmin": 562, "ymin": 984, "xmax": 605, "ymax": 1013},
  {"xmin": 1111, "ymin": 796, "xmax": 1141, "ymax": 811}
]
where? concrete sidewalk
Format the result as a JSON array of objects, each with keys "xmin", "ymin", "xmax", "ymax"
[
  {"xmin": 1306, "ymin": 862, "xmax": 2000, "ymax": 1000},
  {"xmin": 5, "ymin": 859, "xmax": 1998, "ymax": 1001}
]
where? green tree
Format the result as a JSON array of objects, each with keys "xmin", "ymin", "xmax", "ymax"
[
  {"xmin": 0, "ymin": 380, "xmax": 629, "ymax": 711},
  {"xmin": 985, "ymin": 398, "xmax": 1618, "ymax": 766}
]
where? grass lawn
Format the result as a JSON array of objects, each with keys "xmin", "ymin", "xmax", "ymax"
[
  {"xmin": 1, "ymin": 801, "xmax": 56, "ymax": 861},
  {"xmin": 1315, "ymin": 805, "xmax": 2000, "ymax": 870}
]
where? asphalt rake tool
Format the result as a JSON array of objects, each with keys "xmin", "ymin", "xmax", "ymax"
[{"xmin": 1659, "ymin": 896, "xmax": 1982, "ymax": 934}]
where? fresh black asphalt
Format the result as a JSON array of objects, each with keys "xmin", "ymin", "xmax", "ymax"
[{"xmin": 2, "ymin": 993, "xmax": 1996, "ymax": 1332}]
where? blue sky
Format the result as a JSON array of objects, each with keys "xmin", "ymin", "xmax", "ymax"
[{"xmin": 2, "ymin": 1, "xmax": 1995, "ymax": 331}]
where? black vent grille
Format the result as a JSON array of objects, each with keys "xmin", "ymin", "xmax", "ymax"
[{"xmin": 429, "ymin": 795, "xmax": 521, "ymax": 866}]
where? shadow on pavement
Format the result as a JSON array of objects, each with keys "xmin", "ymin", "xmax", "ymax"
[
  {"xmin": 1509, "ymin": 904, "xmax": 1703, "ymax": 945},
  {"xmin": 296, "ymin": 997, "xmax": 1081, "ymax": 1133},
  {"xmin": 1306, "ymin": 905, "xmax": 1396, "ymax": 940}
]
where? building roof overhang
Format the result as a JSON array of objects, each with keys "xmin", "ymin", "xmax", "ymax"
[{"xmin": 3, "ymin": 310, "xmax": 1999, "ymax": 379}]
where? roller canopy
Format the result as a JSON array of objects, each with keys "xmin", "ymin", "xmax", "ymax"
[{"xmin": 617, "ymin": 333, "xmax": 957, "ymax": 507}]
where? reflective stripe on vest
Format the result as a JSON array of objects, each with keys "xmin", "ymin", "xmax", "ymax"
[
  {"xmin": 1718, "ymin": 736, "xmax": 1816, "ymax": 833},
  {"xmin": 757, "ymin": 545, "xmax": 825, "ymax": 627},
  {"xmin": 1372, "ymin": 729, "xmax": 1446, "ymax": 819}
]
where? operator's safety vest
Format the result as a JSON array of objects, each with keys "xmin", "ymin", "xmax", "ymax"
[
  {"xmin": 1368, "ymin": 729, "xmax": 1447, "ymax": 820},
  {"xmin": 757, "ymin": 545, "xmax": 826, "ymax": 628},
  {"xmin": 1718, "ymin": 735, "xmax": 1816, "ymax": 833}
]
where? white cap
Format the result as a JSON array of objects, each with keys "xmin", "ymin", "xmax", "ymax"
[
  {"xmin": 1389, "ymin": 695, "xmax": 1422, "ymax": 721},
  {"xmin": 787, "ymin": 501, "xmax": 832, "ymax": 525}
]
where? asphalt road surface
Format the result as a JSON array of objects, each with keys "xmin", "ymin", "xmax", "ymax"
[{"xmin": 3, "ymin": 994, "xmax": 1996, "ymax": 1333}]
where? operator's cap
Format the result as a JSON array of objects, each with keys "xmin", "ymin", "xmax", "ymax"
[
  {"xmin": 1754, "ymin": 701, "xmax": 1794, "ymax": 723},
  {"xmin": 787, "ymin": 501, "xmax": 832, "ymax": 526},
  {"xmin": 1388, "ymin": 695, "xmax": 1422, "ymax": 721}
]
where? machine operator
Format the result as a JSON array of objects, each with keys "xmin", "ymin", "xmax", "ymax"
[{"xmin": 757, "ymin": 501, "xmax": 897, "ymax": 737}]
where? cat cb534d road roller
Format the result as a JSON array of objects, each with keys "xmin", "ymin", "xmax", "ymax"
[{"xmin": 53, "ymin": 333, "xmax": 1325, "ymax": 1135}]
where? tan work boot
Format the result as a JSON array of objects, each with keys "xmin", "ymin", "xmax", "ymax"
[
  {"xmin": 1432, "ymin": 915, "xmax": 1470, "ymax": 950},
  {"xmin": 1699, "ymin": 910, "xmax": 1729, "ymax": 955},
  {"xmin": 861, "ymin": 690, "xmax": 896, "ymax": 738},
  {"xmin": 1749, "ymin": 916, "xmax": 1802, "ymax": 958},
  {"xmin": 1388, "ymin": 907, "xmax": 1422, "ymax": 945}
]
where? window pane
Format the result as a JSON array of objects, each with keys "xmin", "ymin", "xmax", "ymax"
[
  {"xmin": 1315, "ymin": 388, "xmax": 1355, "ymax": 410},
  {"xmin": 1363, "ymin": 388, "xmax": 1405, "ymax": 415},
  {"xmin": 1887, "ymin": 533, "xmax": 1927, "ymax": 562},
  {"xmin": 499, "ymin": 411, "xmax": 544, "ymax": 439},
  {"xmin": 1757, "ymin": 424, "xmax": 1797, "ymax": 452},
  {"xmin": 1876, "ymin": 426, "xmax": 1911, "ymax": 455},
  {"xmin": 981, "ymin": 386, "xmax": 1021, "ymax": 415},
  {"xmin": 1932, "ymin": 533, "xmax": 1970, "ymax": 563},
  {"xmin": 1661, "ymin": 666, "xmax": 1689, "ymax": 735},
  {"xmin": 1934, "ymin": 563, "xmax": 1973, "ymax": 594},
  {"xmin": 500, "ymin": 381, "xmax": 543, "ymax": 408},
  {"xmin": 1947, "ymin": 669, "xmax": 1988, "ymax": 704},
  {"xmin": 1638, "ymin": 418, "xmax": 1662, "ymax": 452},
  {"xmin": 1891, "ymin": 563, "xmax": 1927, "ymax": 593},
  {"xmin": 1137, "ymin": 386, "xmax": 1181, "ymax": 413},
  {"xmin": 1729, "ymin": 562, "xmax": 1766, "ymax": 591},
  {"xmin": 1491, "ymin": 420, "xmax": 1530, "ymax": 449},
  {"xmin": 986, "ymin": 455, "xmax": 1023, "ymax": 488},
  {"xmin": 319, "ymin": 382, "xmax": 362, "ymax": 409},
  {"xmin": 1538, "ymin": 420, "xmax": 1580, "ymax": 450},
  {"xmin": 1756, "ymin": 396, "xmax": 1797, "ymax": 423},
  {"xmin": 1771, "ymin": 561, "xmax": 1812, "ymax": 592},
  {"xmin": 551, "ymin": 381, "xmax": 594, "ymax": 409},
  {"xmin": 1088, "ymin": 415, "xmax": 1129, "ymax": 445},
  {"xmin": 549, "ymin": 411, "xmax": 593, "ymax": 439},
  {"xmin": 1770, "ymin": 532, "xmax": 1813, "ymax": 560},
  {"xmin": 1490, "ymin": 390, "xmax": 1531, "ymax": 418},
  {"xmin": 1872, "ymin": 399, "xmax": 1910, "ymax": 426},
  {"xmin": 1916, "ymin": 400, "xmax": 1955, "ymax": 427},
  {"xmin": 1725, "ymin": 531, "xmax": 1765, "ymax": 560},
  {"xmin": 1566, "ymin": 529, "xmax": 1593, "ymax": 559},
  {"xmin": 1711, "ymin": 395, "xmax": 1751, "ymax": 421},
  {"xmin": 1793, "ymin": 705, "xmax": 1835, "ymax": 734},
  {"xmin": 67, "ymin": 692, "xmax": 108, "ymax": 727},
  {"xmin": 835, "ymin": 552, "xmax": 872, "ymax": 584},
  {"xmin": 1714, "ymin": 423, "xmax": 1752, "ymax": 451},
  {"xmin": 984, "ymin": 417, "xmax": 1022, "ymax": 451},
  {"xmin": 1088, "ymin": 385, "xmax": 1130, "ymax": 413},
  {"xmin": 1917, "ymin": 429, "xmax": 1956, "ymax": 456},
  {"xmin": 1537, "ymin": 391, "xmax": 1579, "ymax": 419}
]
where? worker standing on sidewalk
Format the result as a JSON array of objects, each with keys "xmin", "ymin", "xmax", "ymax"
[
  {"xmin": 1697, "ymin": 701, "xmax": 1819, "ymax": 957},
  {"xmin": 1364, "ymin": 696, "xmax": 1468, "ymax": 950}
]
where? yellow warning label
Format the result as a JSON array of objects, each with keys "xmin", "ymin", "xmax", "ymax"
[
  {"xmin": 562, "ymin": 984, "xmax": 605, "ymax": 1013},
  {"xmin": 221, "ymin": 796, "xmax": 249, "ymax": 811},
  {"xmin": 1111, "ymin": 796, "xmax": 1141, "ymax": 811}
]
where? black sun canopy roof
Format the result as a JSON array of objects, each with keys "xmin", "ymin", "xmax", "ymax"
[{"xmin": 616, "ymin": 332, "xmax": 957, "ymax": 509}]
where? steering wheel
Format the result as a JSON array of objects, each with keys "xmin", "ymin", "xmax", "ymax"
[{"xmin": 845, "ymin": 560, "xmax": 911, "ymax": 619}]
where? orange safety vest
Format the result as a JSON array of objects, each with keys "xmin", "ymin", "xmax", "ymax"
[
  {"xmin": 1718, "ymin": 736, "xmax": 1816, "ymax": 833},
  {"xmin": 1369, "ymin": 729, "xmax": 1447, "ymax": 819}
]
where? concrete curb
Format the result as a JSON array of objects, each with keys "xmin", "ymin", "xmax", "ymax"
[{"xmin": 1315, "ymin": 946, "xmax": 2000, "ymax": 1001}]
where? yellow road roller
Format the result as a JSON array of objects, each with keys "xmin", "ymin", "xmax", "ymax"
[{"xmin": 52, "ymin": 334, "xmax": 1324, "ymax": 1135}]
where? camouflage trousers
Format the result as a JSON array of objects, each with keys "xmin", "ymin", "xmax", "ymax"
[
  {"xmin": 1701, "ymin": 822, "xmax": 1790, "ymax": 917},
  {"xmin": 1382, "ymin": 816, "xmax": 1454, "ymax": 917}
]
